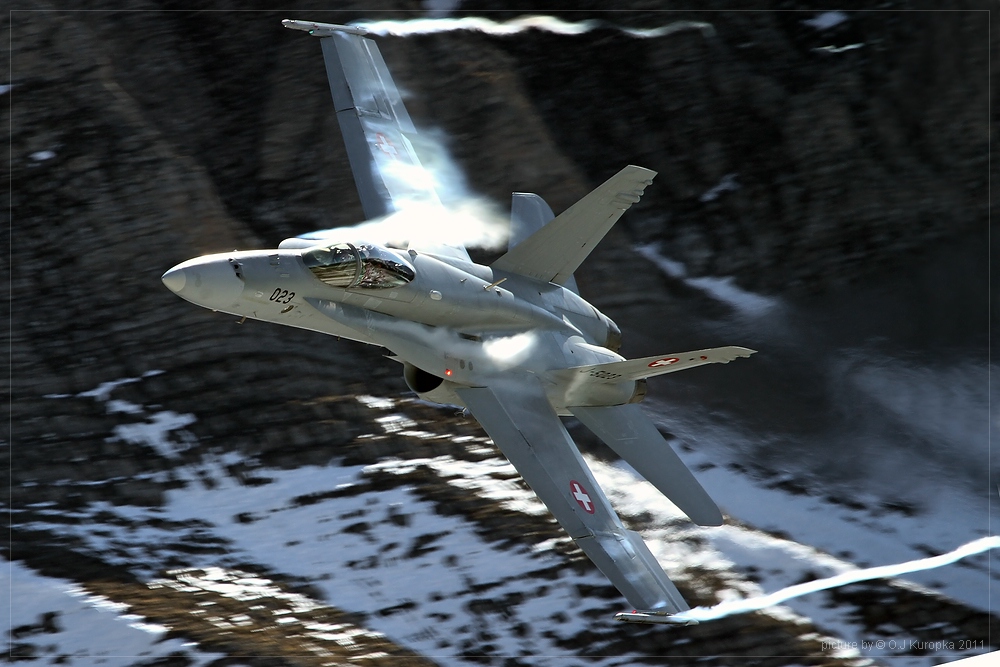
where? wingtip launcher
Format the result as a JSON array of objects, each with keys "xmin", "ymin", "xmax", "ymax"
[
  {"xmin": 281, "ymin": 19, "xmax": 369, "ymax": 37},
  {"xmin": 614, "ymin": 610, "xmax": 699, "ymax": 626}
]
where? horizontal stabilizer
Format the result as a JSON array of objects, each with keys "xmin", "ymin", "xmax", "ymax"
[
  {"xmin": 559, "ymin": 346, "xmax": 756, "ymax": 385},
  {"xmin": 492, "ymin": 165, "xmax": 655, "ymax": 285},
  {"xmin": 571, "ymin": 404, "xmax": 723, "ymax": 526}
]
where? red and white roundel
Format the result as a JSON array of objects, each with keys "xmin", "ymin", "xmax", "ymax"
[
  {"xmin": 374, "ymin": 133, "xmax": 398, "ymax": 159},
  {"xmin": 570, "ymin": 480, "xmax": 595, "ymax": 514},
  {"xmin": 648, "ymin": 357, "xmax": 680, "ymax": 368}
]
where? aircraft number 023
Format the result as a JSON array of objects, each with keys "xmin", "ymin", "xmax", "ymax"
[{"xmin": 270, "ymin": 288, "xmax": 295, "ymax": 304}]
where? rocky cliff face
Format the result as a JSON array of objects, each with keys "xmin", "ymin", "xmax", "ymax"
[
  {"xmin": 5, "ymin": 4, "xmax": 994, "ymax": 666},
  {"xmin": 462, "ymin": 3, "xmax": 992, "ymax": 292}
]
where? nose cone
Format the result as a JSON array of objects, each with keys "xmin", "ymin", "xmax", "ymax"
[
  {"xmin": 162, "ymin": 255, "xmax": 245, "ymax": 311},
  {"xmin": 161, "ymin": 267, "xmax": 186, "ymax": 293}
]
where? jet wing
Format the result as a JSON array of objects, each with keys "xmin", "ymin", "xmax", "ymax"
[
  {"xmin": 491, "ymin": 165, "xmax": 655, "ymax": 285},
  {"xmin": 284, "ymin": 20, "xmax": 441, "ymax": 219},
  {"xmin": 455, "ymin": 379, "xmax": 690, "ymax": 613}
]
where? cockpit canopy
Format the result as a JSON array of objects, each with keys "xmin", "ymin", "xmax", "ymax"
[{"xmin": 301, "ymin": 242, "xmax": 415, "ymax": 289}]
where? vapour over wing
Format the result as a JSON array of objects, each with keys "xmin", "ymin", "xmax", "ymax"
[
  {"xmin": 284, "ymin": 20, "xmax": 441, "ymax": 219},
  {"xmin": 282, "ymin": 20, "xmax": 473, "ymax": 261},
  {"xmin": 455, "ymin": 378, "xmax": 690, "ymax": 613}
]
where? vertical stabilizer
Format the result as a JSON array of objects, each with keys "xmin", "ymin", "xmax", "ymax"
[
  {"xmin": 493, "ymin": 165, "xmax": 655, "ymax": 286},
  {"xmin": 509, "ymin": 192, "xmax": 555, "ymax": 248},
  {"xmin": 510, "ymin": 193, "xmax": 579, "ymax": 294}
]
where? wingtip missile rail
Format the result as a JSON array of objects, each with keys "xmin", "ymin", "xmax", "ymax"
[
  {"xmin": 281, "ymin": 19, "xmax": 369, "ymax": 37},
  {"xmin": 614, "ymin": 609, "xmax": 699, "ymax": 626}
]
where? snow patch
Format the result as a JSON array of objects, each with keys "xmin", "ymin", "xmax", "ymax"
[
  {"xmin": 368, "ymin": 455, "xmax": 551, "ymax": 516},
  {"xmin": 3, "ymin": 560, "xmax": 225, "ymax": 666},
  {"xmin": 357, "ymin": 394, "xmax": 396, "ymax": 410},
  {"xmin": 74, "ymin": 372, "xmax": 197, "ymax": 458},
  {"xmin": 803, "ymin": 11, "xmax": 849, "ymax": 31},
  {"xmin": 78, "ymin": 377, "xmax": 141, "ymax": 402},
  {"xmin": 643, "ymin": 397, "xmax": 999, "ymax": 614},
  {"xmin": 673, "ymin": 536, "xmax": 1000, "ymax": 623}
]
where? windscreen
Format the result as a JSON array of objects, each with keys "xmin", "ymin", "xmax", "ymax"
[{"xmin": 302, "ymin": 242, "xmax": 415, "ymax": 289}]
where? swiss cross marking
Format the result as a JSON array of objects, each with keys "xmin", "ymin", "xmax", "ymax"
[
  {"xmin": 648, "ymin": 357, "xmax": 680, "ymax": 368},
  {"xmin": 374, "ymin": 133, "xmax": 398, "ymax": 159},
  {"xmin": 570, "ymin": 480, "xmax": 595, "ymax": 514}
]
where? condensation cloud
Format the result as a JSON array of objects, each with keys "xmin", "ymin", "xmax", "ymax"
[
  {"xmin": 300, "ymin": 15, "xmax": 716, "ymax": 253},
  {"xmin": 354, "ymin": 16, "xmax": 715, "ymax": 39},
  {"xmin": 670, "ymin": 535, "xmax": 1000, "ymax": 623},
  {"xmin": 349, "ymin": 199, "xmax": 510, "ymax": 253}
]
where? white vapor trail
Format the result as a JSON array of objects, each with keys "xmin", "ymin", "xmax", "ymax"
[
  {"xmin": 670, "ymin": 535, "xmax": 1000, "ymax": 623},
  {"xmin": 354, "ymin": 16, "xmax": 715, "ymax": 39},
  {"xmin": 347, "ymin": 199, "xmax": 510, "ymax": 251}
]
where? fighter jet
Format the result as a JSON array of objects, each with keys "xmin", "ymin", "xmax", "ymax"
[{"xmin": 162, "ymin": 19, "xmax": 755, "ymax": 622}]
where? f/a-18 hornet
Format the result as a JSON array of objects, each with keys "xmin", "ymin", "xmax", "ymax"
[{"xmin": 163, "ymin": 19, "xmax": 755, "ymax": 625}]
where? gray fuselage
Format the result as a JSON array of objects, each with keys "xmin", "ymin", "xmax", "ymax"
[{"xmin": 162, "ymin": 244, "xmax": 638, "ymax": 413}]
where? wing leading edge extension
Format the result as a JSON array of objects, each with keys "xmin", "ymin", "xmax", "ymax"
[{"xmin": 455, "ymin": 379, "xmax": 690, "ymax": 613}]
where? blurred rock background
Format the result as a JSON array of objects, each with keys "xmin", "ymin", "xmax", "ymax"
[{"xmin": 3, "ymin": 2, "xmax": 994, "ymax": 664}]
